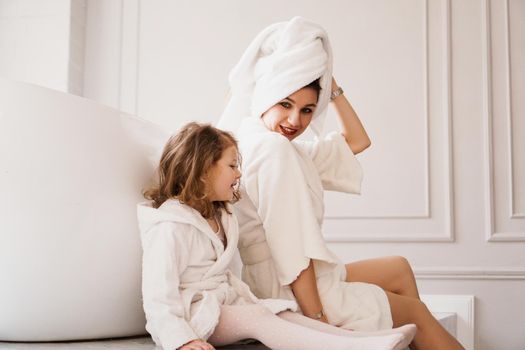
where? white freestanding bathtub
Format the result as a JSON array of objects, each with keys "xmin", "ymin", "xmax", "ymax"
[{"xmin": 0, "ymin": 78, "xmax": 170, "ymax": 341}]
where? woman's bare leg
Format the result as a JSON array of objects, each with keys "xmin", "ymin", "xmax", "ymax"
[
  {"xmin": 386, "ymin": 291, "xmax": 464, "ymax": 350},
  {"xmin": 345, "ymin": 256, "xmax": 464, "ymax": 349},
  {"xmin": 207, "ymin": 304, "xmax": 412, "ymax": 350},
  {"xmin": 345, "ymin": 256, "xmax": 420, "ymax": 298}
]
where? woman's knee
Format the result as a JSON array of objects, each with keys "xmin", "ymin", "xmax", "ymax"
[
  {"xmin": 390, "ymin": 256, "xmax": 413, "ymax": 273},
  {"xmin": 391, "ymin": 256, "xmax": 416, "ymax": 285}
]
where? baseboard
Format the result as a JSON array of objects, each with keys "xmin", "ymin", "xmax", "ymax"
[{"xmin": 421, "ymin": 294, "xmax": 475, "ymax": 350}]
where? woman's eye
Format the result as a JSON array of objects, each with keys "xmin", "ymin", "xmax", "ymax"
[
  {"xmin": 279, "ymin": 102, "xmax": 291, "ymax": 108},
  {"xmin": 302, "ymin": 108, "xmax": 313, "ymax": 114}
]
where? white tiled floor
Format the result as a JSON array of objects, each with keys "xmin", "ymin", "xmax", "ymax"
[{"xmin": 0, "ymin": 313, "xmax": 456, "ymax": 350}]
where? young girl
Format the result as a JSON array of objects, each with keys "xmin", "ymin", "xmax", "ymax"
[{"xmin": 138, "ymin": 122, "xmax": 416, "ymax": 350}]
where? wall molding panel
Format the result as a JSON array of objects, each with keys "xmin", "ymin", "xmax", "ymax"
[
  {"xmin": 415, "ymin": 266, "xmax": 525, "ymax": 280},
  {"xmin": 482, "ymin": 0, "xmax": 525, "ymax": 242},
  {"xmin": 324, "ymin": 0, "xmax": 454, "ymax": 242}
]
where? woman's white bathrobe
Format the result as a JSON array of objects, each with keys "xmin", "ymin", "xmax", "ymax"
[
  {"xmin": 137, "ymin": 199, "xmax": 297, "ymax": 350},
  {"xmin": 234, "ymin": 117, "xmax": 393, "ymax": 332}
]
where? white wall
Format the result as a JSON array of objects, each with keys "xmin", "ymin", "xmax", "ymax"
[
  {"xmin": 0, "ymin": 0, "xmax": 86, "ymax": 93},
  {"xmin": 2, "ymin": 0, "xmax": 524, "ymax": 348}
]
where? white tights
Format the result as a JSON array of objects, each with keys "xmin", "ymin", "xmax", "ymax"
[{"xmin": 207, "ymin": 305, "xmax": 416, "ymax": 350}]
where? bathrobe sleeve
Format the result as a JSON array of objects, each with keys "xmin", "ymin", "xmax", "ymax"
[
  {"xmin": 295, "ymin": 131, "xmax": 363, "ymax": 194},
  {"xmin": 141, "ymin": 221, "xmax": 198, "ymax": 350},
  {"xmin": 244, "ymin": 135, "xmax": 340, "ymax": 286}
]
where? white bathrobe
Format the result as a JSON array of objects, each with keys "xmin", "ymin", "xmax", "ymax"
[
  {"xmin": 137, "ymin": 199, "xmax": 297, "ymax": 350},
  {"xmin": 234, "ymin": 117, "xmax": 393, "ymax": 332}
]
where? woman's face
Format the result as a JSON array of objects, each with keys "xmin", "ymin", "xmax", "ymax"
[{"xmin": 261, "ymin": 87, "xmax": 318, "ymax": 141}]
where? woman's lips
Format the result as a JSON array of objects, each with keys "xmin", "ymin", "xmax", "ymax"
[{"xmin": 279, "ymin": 125, "xmax": 298, "ymax": 137}]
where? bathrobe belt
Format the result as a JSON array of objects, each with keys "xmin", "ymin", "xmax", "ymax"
[
  {"xmin": 180, "ymin": 275, "xmax": 228, "ymax": 291},
  {"xmin": 239, "ymin": 241, "xmax": 272, "ymax": 266}
]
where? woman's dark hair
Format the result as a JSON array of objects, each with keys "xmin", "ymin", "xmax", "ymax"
[
  {"xmin": 143, "ymin": 122, "xmax": 240, "ymax": 218},
  {"xmin": 304, "ymin": 78, "xmax": 322, "ymax": 100}
]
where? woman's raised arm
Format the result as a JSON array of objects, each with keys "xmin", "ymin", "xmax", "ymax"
[{"xmin": 330, "ymin": 77, "xmax": 371, "ymax": 155}]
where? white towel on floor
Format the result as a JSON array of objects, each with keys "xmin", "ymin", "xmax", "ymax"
[{"xmin": 218, "ymin": 16, "xmax": 333, "ymax": 137}]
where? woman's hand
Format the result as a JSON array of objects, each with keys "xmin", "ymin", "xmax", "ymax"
[{"xmin": 178, "ymin": 339, "xmax": 215, "ymax": 350}]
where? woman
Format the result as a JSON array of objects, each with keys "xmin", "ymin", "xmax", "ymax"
[{"xmin": 218, "ymin": 17, "xmax": 464, "ymax": 350}]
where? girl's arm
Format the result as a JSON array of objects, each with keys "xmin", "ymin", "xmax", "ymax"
[
  {"xmin": 330, "ymin": 77, "xmax": 371, "ymax": 155},
  {"xmin": 290, "ymin": 260, "xmax": 328, "ymax": 323}
]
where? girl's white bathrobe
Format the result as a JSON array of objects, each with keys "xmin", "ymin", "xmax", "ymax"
[
  {"xmin": 234, "ymin": 117, "xmax": 393, "ymax": 332},
  {"xmin": 137, "ymin": 199, "xmax": 297, "ymax": 350}
]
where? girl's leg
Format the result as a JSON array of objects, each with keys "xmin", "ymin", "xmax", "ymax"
[
  {"xmin": 278, "ymin": 310, "xmax": 416, "ymax": 339},
  {"xmin": 386, "ymin": 291, "xmax": 464, "ymax": 350},
  {"xmin": 345, "ymin": 256, "xmax": 420, "ymax": 298},
  {"xmin": 207, "ymin": 304, "xmax": 412, "ymax": 350}
]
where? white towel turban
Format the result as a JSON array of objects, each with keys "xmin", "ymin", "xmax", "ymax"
[{"xmin": 218, "ymin": 16, "xmax": 333, "ymax": 137}]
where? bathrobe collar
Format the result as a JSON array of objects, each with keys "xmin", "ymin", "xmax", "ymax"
[
  {"xmin": 137, "ymin": 199, "xmax": 239, "ymax": 279},
  {"xmin": 239, "ymin": 117, "xmax": 325, "ymax": 209}
]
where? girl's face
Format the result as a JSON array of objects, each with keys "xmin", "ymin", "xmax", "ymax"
[
  {"xmin": 261, "ymin": 87, "xmax": 318, "ymax": 141},
  {"xmin": 208, "ymin": 145, "xmax": 241, "ymax": 202}
]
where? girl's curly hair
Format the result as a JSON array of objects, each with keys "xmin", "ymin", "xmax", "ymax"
[{"xmin": 143, "ymin": 122, "xmax": 240, "ymax": 218}]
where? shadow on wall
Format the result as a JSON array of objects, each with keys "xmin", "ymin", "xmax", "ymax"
[{"xmin": 0, "ymin": 78, "xmax": 170, "ymax": 341}]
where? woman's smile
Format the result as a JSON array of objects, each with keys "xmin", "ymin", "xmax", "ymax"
[{"xmin": 279, "ymin": 125, "xmax": 299, "ymax": 137}]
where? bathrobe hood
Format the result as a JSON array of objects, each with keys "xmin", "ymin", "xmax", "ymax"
[
  {"xmin": 138, "ymin": 199, "xmax": 211, "ymax": 235},
  {"xmin": 137, "ymin": 200, "xmax": 238, "ymax": 279}
]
